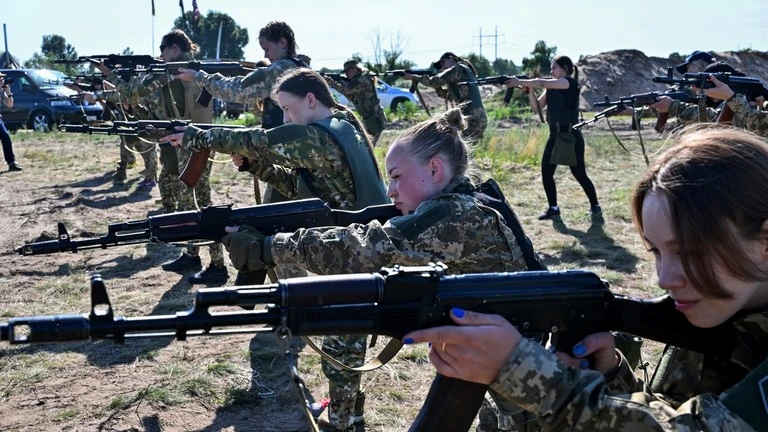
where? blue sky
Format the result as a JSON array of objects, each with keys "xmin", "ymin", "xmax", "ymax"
[{"xmin": 2, "ymin": 0, "xmax": 766, "ymax": 70}]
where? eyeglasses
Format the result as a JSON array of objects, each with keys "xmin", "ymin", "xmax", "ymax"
[{"xmin": 159, "ymin": 44, "xmax": 168, "ymax": 52}]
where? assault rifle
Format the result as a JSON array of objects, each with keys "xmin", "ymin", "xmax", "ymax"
[
  {"xmin": 320, "ymin": 72, "xmax": 348, "ymax": 83},
  {"xmin": 53, "ymin": 54, "xmax": 157, "ymax": 69},
  {"xmin": 144, "ymin": 61, "xmax": 255, "ymax": 107},
  {"xmin": 381, "ymin": 69, "xmax": 435, "ymax": 116},
  {"xmin": 459, "ymin": 75, "xmax": 530, "ymax": 104},
  {"xmin": 584, "ymin": 91, "xmax": 696, "ymax": 132},
  {"xmin": 58, "ymin": 119, "xmax": 243, "ymax": 183},
  {"xmin": 652, "ymin": 69, "xmax": 768, "ymax": 124},
  {"xmin": 16, "ymin": 198, "xmax": 399, "ymax": 256},
  {"xmin": 0, "ymin": 263, "xmax": 741, "ymax": 432}
]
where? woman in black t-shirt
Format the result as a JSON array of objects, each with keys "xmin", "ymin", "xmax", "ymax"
[{"xmin": 506, "ymin": 56, "xmax": 600, "ymax": 220}]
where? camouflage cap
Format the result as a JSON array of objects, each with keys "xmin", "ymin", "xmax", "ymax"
[
  {"xmin": 432, "ymin": 51, "xmax": 457, "ymax": 70},
  {"xmin": 343, "ymin": 59, "xmax": 360, "ymax": 72}
]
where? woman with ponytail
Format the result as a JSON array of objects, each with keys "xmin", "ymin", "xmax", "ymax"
[{"xmin": 506, "ymin": 55, "xmax": 601, "ymax": 220}]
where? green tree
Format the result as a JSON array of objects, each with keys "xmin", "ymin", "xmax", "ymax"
[
  {"xmin": 668, "ymin": 52, "xmax": 685, "ymax": 63},
  {"xmin": 521, "ymin": 40, "xmax": 557, "ymax": 75},
  {"xmin": 173, "ymin": 11, "xmax": 249, "ymax": 60},
  {"xmin": 24, "ymin": 34, "xmax": 79, "ymax": 75},
  {"xmin": 465, "ymin": 53, "xmax": 493, "ymax": 77},
  {"xmin": 492, "ymin": 58, "xmax": 519, "ymax": 76}
]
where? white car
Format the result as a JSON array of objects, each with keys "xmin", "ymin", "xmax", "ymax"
[{"xmin": 330, "ymin": 81, "xmax": 420, "ymax": 112}]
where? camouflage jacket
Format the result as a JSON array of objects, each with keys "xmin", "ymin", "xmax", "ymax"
[
  {"xmin": 418, "ymin": 63, "xmax": 473, "ymax": 103},
  {"xmin": 180, "ymin": 111, "xmax": 368, "ymax": 209},
  {"xmin": 107, "ymin": 53, "xmax": 212, "ymax": 122},
  {"xmin": 267, "ymin": 176, "xmax": 527, "ymax": 276},
  {"xmin": 489, "ymin": 310, "xmax": 768, "ymax": 431},
  {"xmin": 326, "ymin": 72, "xmax": 385, "ymax": 121},
  {"xmin": 728, "ymin": 94, "xmax": 768, "ymax": 137},
  {"xmin": 193, "ymin": 57, "xmax": 300, "ymax": 106},
  {"xmin": 669, "ymin": 99, "xmax": 748, "ymax": 128}
]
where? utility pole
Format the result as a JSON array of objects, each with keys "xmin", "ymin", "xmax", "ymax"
[{"xmin": 475, "ymin": 26, "xmax": 503, "ymax": 59}]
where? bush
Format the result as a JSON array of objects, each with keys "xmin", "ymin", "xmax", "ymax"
[{"xmin": 393, "ymin": 101, "xmax": 418, "ymax": 120}]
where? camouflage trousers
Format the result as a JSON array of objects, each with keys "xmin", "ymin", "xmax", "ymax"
[
  {"xmin": 321, "ymin": 335, "xmax": 366, "ymax": 432},
  {"xmin": 463, "ymin": 104, "xmax": 488, "ymax": 143},
  {"xmin": 121, "ymin": 136, "xmax": 158, "ymax": 180},
  {"xmin": 363, "ymin": 109, "xmax": 387, "ymax": 146}
]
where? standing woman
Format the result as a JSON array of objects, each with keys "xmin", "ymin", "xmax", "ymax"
[
  {"xmin": 324, "ymin": 59, "xmax": 388, "ymax": 145},
  {"xmin": 99, "ymin": 29, "xmax": 228, "ymax": 285},
  {"xmin": 165, "ymin": 68, "xmax": 389, "ymax": 432},
  {"xmin": 506, "ymin": 56, "xmax": 601, "ymax": 220},
  {"xmin": 405, "ymin": 52, "xmax": 488, "ymax": 141},
  {"xmin": 175, "ymin": 20, "xmax": 308, "ymax": 204},
  {"xmin": 404, "ymin": 126, "xmax": 768, "ymax": 431}
]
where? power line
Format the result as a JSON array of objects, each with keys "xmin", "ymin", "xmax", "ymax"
[{"xmin": 474, "ymin": 26, "xmax": 504, "ymax": 59}]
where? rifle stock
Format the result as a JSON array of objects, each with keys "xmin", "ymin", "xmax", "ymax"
[{"xmin": 0, "ymin": 264, "xmax": 741, "ymax": 431}]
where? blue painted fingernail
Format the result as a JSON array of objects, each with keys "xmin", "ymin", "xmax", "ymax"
[
  {"xmin": 452, "ymin": 308, "xmax": 465, "ymax": 318},
  {"xmin": 579, "ymin": 359, "xmax": 589, "ymax": 368},
  {"xmin": 573, "ymin": 343, "xmax": 587, "ymax": 357},
  {"xmin": 403, "ymin": 337, "xmax": 414, "ymax": 345}
]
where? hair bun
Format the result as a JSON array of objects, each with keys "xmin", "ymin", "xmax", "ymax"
[{"xmin": 441, "ymin": 107, "xmax": 468, "ymax": 134}]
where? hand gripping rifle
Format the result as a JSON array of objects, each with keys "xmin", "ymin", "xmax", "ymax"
[
  {"xmin": 382, "ymin": 69, "xmax": 434, "ymax": 116},
  {"xmin": 0, "ymin": 263, "xmax": 741, "ymax": 432},
  {"xmin": 59, "ymin": 119, "xmax": 243, "ymax": 185},
  {"xmin": 652, "ymin": 68, "xmax": 768, "ymax": 125},
  {"xmin": 144, "ymin": 61, "xmax": 255, "ymax": 108}
]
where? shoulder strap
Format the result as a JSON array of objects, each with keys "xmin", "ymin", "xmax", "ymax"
[
  {"xmin": 473, "ymin": 179, "xmax": 546, "ymax": 271},
  {"xmin": 721, "ymin": 355, "xmax": 768, "ymax": 431}
]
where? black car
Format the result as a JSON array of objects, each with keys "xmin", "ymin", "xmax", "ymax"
[{"xmin": 0, "ymin": 68, "xmax": 104, "ymax": 131}]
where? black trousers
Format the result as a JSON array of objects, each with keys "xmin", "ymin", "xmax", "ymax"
[{"xmin": 541, "ymin": 127, "xmax": 598, "ymax": 208}]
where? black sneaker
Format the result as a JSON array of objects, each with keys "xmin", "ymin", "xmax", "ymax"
[
  {"xmin": 161, "ymin": 253, "xmax": 202, "ymax": 273},
  {"xmin": 8, "ymin": 163, "xmax": 22, "ymax": 172},
  {"xmin": 187, "ymin": 264, "xmax": 229, "ymax": 285},
  {"xmin": 538, "ymin": 207, "xmax": 561, "ymax": 220}
]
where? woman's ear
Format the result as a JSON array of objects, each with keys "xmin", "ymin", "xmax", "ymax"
[
  {"xmin": 759, "ymin": 219, "xmax": 768, "ymax": 257},
  {"xmin": 429, "ymin": 157, "xmax": 446, "ymax": 184},
  {"xmin": 306, "ymin": 92, "xmax": 317, "ymax": 108}
]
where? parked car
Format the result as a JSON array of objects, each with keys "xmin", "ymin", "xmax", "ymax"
[
  {"xmin": 376, "ymin": 81, "xmax": 419, "ymax": 111},
  {"xmin": 0, "ymin": 68, "xmax": 104, "ymax": 131},
  {"xmin": 329, "ymin": 79, "xmax": 419, "ymax": 112},
  {"xmin": 212, "ymin": 98, "xmax": 246, "ymax": 119}
]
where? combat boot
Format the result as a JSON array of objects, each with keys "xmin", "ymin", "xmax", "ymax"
[
  {"xmin": 187, "ymin": 264, "xmax": 229, "ymax": 285},
  {"xmin": 161, "ymin": 253, "xmax": 202, "ymax": 273},
  {"xmin": 113, "ymin": 165, "xmax": 127, "ymax": 182}
]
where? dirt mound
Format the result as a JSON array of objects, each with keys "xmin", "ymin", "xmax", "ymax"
[{"xmin": 577, "ymin": 49, "xmax": 768, "ymax": 111}]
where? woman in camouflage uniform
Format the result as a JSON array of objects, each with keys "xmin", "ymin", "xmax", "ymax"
[
  {"xmin": 167, "ymin": 68, "xmax": 389, "ymax": 432},
  {"xmin": 405, "ymin": 126, "xmax": 768, "ymax": 432},
  {"xmin": 175, "ymin": 20, "xmax": 308, "ymax": 205},
  {"xmin": 209, "ymin": 106, "xmax": 531, "ymax": 431},
  {"xmin": 404, "ymin": 52, "xmax": 488, "ymax": 141},
  {"xmin": 324, "ymin": 59, "xmax": 388, "ymax": 145}
]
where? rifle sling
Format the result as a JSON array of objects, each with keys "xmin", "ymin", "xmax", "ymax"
[{"xmin": 300, "ymin": 336, "xmax": 403, "ymax": 372}]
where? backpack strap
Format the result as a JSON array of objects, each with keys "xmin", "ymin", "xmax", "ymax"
[{"xmin": 473, "ymin": 179, "xmax": 545, "ymax": 271}]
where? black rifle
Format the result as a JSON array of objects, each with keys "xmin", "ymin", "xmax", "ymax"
[
  {"xmin": 321, "ymin": 72, "xmax": 348, "ymax": 83},
  {"xmin": 53, "ymin": 54, "xmax": 157, "ymax": 69},
  {"xmin": 17, "ymin": 198, "xmax": 400, "ymax": 256},
  {"xmin": 459, "ymin": 75, "xmax": 530, "ymax": 104},
  {"xmin": 652, "ymin": 69, "xmax": 768, "ymax": 124},
  {"xmin": 144, "ymin": 61, "xmax": 255, "ymax": 108},
  {"xmin": 2, "ymin": 77, "xmax": 14, "ymax": 86},
  {"xmin": 0, "ymin": 263, "xmax": 741, "ymax": 432},
  {"xmin": 585, "ymin": 91, "xmax": 696, "ymax": 132}
]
